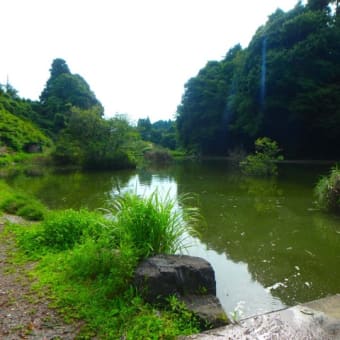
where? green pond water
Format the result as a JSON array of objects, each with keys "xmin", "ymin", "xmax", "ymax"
[{"xmin": 6, "ymin": 161, "xmax": 340, "ymax": 318}]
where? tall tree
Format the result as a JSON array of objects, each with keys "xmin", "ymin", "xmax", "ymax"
[
  {"xmin": 308, "ymin": 0, "xmax": 331, "ymax": 11},
  {"xmin": 39, "ymin": 58, "xmax": 103, "ymax": 133},
  {"xmin": 176, "ymin": 1, "xmax": 340, "ymax": 159}
]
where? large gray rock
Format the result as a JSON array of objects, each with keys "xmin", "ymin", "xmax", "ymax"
[
  {"xmin": 134, "ymin": 254, "xmax": 216, "ymax": 303},
  {"xmin": 134, "ymin": 254, "xmax": 229, "ymax": 329}
]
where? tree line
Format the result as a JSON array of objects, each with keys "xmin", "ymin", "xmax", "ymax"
[
  {"xmin": 1, "ymin": 59, "xmax": 174, "ymax": 169},
  {"xmin": 177, "ymin": 0, "xmax": 340, "ymax": 159},
  {"xmin": 2, "ymin": 0, "xmax": 340, "ymax": 165}
]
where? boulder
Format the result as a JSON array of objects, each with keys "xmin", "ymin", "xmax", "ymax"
[
  {"xmin": 134, "ymin": 254, "xmax": 216, "ymax": 303},
  {"xmin": 134, "ymin": 254, "xmax": 229, "ymax": 329}
]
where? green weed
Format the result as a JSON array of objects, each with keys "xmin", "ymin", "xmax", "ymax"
[
  {"xmin": 0, "ymin": 189, "xmax": 46, "ymax": 221},
  {"xmin": 39, "ymin": 209, "xmax": 108, "ymax": 250},
  {"xmin": 110, "ymin": 190, "xmax": 200, "ymax": 259},
  {"xmin": 240, "ymin": 137, "xmax": 283, "ymax": 176},
  {"xmin": 315, "ymin": 166, "xmax": 340, "ymax": 213}
]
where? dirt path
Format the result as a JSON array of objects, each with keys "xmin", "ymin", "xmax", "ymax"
[{"xmin": 0, "ymin": 215, "xmax": 82, "ymax": 339}]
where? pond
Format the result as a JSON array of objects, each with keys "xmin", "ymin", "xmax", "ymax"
[{"xmin": 6, "ymin": 161, "xmax": 340, "ymax": 319}]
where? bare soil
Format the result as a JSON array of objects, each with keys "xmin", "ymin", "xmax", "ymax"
[{"xmin": 0, "ymin": 214, "xmax": 82, "ymax": 339}]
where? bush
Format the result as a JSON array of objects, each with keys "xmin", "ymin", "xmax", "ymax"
[
  {"xmin": 0, "ymin": 108, "xmax": 50, "ymax": 152},
  {"xmin": 0, "ymin": 193, "xmax": 27, "ymax": 214},
  {"xmin": 83, "ymin": 151, "xmax": 136, "ymax": 170},
  {"xmin": 0, "ymin": 192, "xmax": 46, "ymax": 221},
  {"xmin": 17, "ymin": 202, "xmax": 46, "ymax": 221},
  {"xmin": 66, "ymin": 237, "xmax": 137, "ymax": 287},
  {"xmin": 240, "ymin": 137, "xmax": 283, "ymax": 176},
  {"xmin": 110, "ymin": 191, "xmax": 200, "ymax": 260},
  {"xmin": 39, "ymin": 209, "xmax": 108, "ymax": 250},
  {"xmin": 315, "ymin": 166, "xmax": 340, "ymax": 213}
]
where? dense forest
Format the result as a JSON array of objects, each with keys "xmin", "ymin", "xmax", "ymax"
[
  {"xmin": 1, "ymin": 0, "xmax": 340, "ymax": 164},
  {"xmin": 177, "ymin": 0, "xmax": 340, "ymax": 159},
  {"xmin": 0, "ymin": 58, "xmax": 178, "ymax": 169}
]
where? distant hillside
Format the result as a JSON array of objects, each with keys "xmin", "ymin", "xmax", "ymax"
[
  {"xmin": 0, "ymin": 108, "xmax": 51, "ymax": 152},
  {"xmin": 1, "ymin": 58, "xmax": 140, "ymax": 170}
]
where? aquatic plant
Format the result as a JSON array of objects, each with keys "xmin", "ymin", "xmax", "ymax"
[
  {"xmin": 315, "ymin": 166, "xmax": 340, "ymax": 213},
  {"xmin": 240, "ymin": 137, "xmax": 283, "ymax": 176}
]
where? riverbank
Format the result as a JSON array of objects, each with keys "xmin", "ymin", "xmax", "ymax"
[
  {"xmin": 186, "ymin": 294, "xmax": 340, "ymax": 339},
  {"xmin": 0, "ymin": 189, "xmax": 205, "ymax": 338}
]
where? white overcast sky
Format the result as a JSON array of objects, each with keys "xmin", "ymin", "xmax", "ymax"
[{"xmin": 1, "ymin": 0, "xmax": 299, "ymax": 123}]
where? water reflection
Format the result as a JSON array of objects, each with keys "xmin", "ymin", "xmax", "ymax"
[
  {"xmin": 240, "ymin": 177, "xmax": 283, "ymax": 214},
  {"xmin": 6, "ymin": 161, "xmax": 340, "ymax": 318}
]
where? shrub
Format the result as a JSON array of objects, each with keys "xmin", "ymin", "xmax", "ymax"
[
  {"xmin": 110, "ymin": 191, "xmax": 200, "ymax": 259},
  {"xmin": 0, "ymin": 181, "xmax": 13, "ymax": 210},
  {"xmin": 17, "ymin": 202, "xmax": 46, "ymax": 221},
  {"xmin": 0, "ymin": 192, "xmax": 46, "ymax": 221},
  {"xmin": 0, "ymin": 193, "xmax": 27, "ymax": 214},
  {"xmin": 66, "ymin": 237, "xmax": 137, "ymax": 288},
  {"xmin": 0, "ymin": 108, "xmax": 50, "ymax": 152},
  {"xmin": 40, "ymin": 209, "xmax": 107, "ymax": 250},
  {"xmin": 240, "ymin": 137, "xmax": 283, "ymax": 176},
  {"xmin": 315, "ymin": 166, "xmax": 340, "ymax": 213}
]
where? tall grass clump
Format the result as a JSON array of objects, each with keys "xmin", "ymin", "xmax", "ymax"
[
  {"xmin": 110, "ymin": 191, "xmax": 200, "ymax": 259},
  {"xmin": 315, "ymin": 166, "xmax": 340, "ymax": 213}
]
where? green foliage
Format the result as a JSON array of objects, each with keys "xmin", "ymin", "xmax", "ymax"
[
  {"xmin": 38, "ymin": 209, "xmax": 107, "ymax": 250},
  {"xmin": 176, "ymin": 3, "xmax": 340, "ymax": 159},
  {"xmin": 177, "ymin": 55, "xmax": 241, "ymax": 155},
  {"xmin": 1, "ymin": 193, "xmax": 27, "ymax": 214},
  {"xmin": 110, "ymin": 191, "xmax": 200, "ymax": 259},
  {"xmin": 1, "ymin": 60, "xmax": 143, "ymax": 171},
  {"xmin": 240, "ymin": 137, "xmax": 283, "ymax": 176},
  {"xmin": 166, "ymin": 295, "xmax": 202, "ymax": 331},
  {"xmin": 52, "ymin": 134, "xmax": 83, "ymax": 166},
  {"xmin": 39, "ymin": 58, "xmax": 103, "ymax": 133},
  {"xmin": 0, "ymin": 180, "xmax": 14, "ymax": 209},
  {"xmin": 0, "ymin": 85, "xmax": 43, "ymax": 128},
  {"xmin": 315, "ymin": 166, "xmax": 340, "ymax": 213},
  {"xmin": 65, "ymin": 238, "xmax": 137, "ymax": 292},
  {"xmin": 0, "ymin": 108, "xmax": 50, "ymax": 152},
  {"xmin": 54, "ymin": 108, "xmax": 137, "ymax": 170},
  {"xmin": 8, "ymin": 189, "xmax": 204, "ymax": 338},
  {"xmin": 138, "ymin": 118, "xmax": 177, "ymax": 150},
  {"xmin": 27, "ymin": 255, "xmax": 201, "ymax": 338},
  {"xmin": 0, "ymin": 191, "xmax": 46, "ymax": 221}
]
